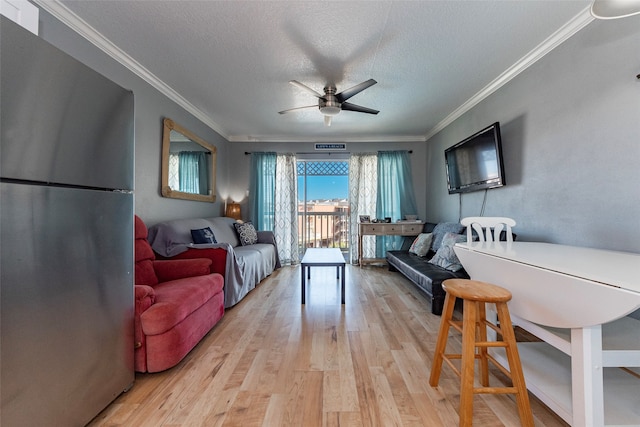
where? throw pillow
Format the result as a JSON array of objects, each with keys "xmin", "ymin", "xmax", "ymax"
[
  {"xmin": 408, "ymin": 233, "xmax": 433, "ymax": 257},
  {"xmin": 430, "ymin": 222, "xmax": 465, "ymax": 252},
  {"xmin": 233, "ymin": 221, "xmax": 258, "ymax": 246},
  {"xmin": 428, "ymin": 232, "xmax": 467, "ymax": 271},
  {"xmin": 191, "ymin": 227, "xmax": 217, "ymax": 244}
]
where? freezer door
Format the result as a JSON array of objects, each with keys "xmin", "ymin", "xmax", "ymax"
[
  {"xmin": 0, "ymin": 183, "xmax": 134, "ymax": 427},
  {"xmin": 0, "ymin": 17, "xmax": 134, "ymax": 190}
]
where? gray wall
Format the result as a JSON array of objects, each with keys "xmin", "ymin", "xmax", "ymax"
[
  {"xmin": 425, "ymin": 16, "xmax": 640, "ymax": 253},
  {"xmin": 36, "ymin": 9, "xmax": 230, "ymax": 226}
]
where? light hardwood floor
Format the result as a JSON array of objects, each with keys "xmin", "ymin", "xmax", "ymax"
[{"xmin": 89, "ymin": 264, "xmax": 569, "ymax": 426}]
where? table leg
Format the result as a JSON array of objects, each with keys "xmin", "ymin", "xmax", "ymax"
[
  {"xmin": 570, "ymin": 325, "xmax": 604, "ymax": 427},
  {"xmin": 301, "ymin": 263, "xmax": 306, "ymax": 304},
  {"xmin": 336, "ymin": 266, "xmax": 339, "ymax": 279},
  {"xmin": 341, "ymin": 264, "xmax": 345, "ymax": 304}
]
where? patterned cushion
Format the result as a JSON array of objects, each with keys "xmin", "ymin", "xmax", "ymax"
[
  {"xmin": 408, "ymin": 233, "xmax": 433, "ymax": 257},
  {"xmin": 428, "ymin": 232, "xmax": 467, "ymax": 271},
  {"xmin": 233, "ymin": 221, "xmax": 258, "ymax": 246},
  {"xmin": 430, "ymin": 222, "xmax": 465, "ymax": 252},
  {"xmin": 191, "ymin": 227, "xmax": 217, "ymax": 244}
]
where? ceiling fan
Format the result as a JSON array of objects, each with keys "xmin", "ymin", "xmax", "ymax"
[{"xmin": 278, "ymin": 79, "xmax": 379, "ymax": 126}]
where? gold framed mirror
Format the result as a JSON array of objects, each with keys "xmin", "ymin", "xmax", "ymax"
[{"xmin": 161, "ymin": 118, "xmax": 217, "ymax": 202}]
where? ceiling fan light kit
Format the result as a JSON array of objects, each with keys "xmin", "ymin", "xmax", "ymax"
[
  {"xmin": 319, "ymin": 86, "xmax": 341, "ymax": 116},
  {"xmin": 279, "ymin": 79, "xmax": 379, "ymax": 126},
  {"xmin": 590, "ymin": 0, "xmax": 640, "ymax": 19}
]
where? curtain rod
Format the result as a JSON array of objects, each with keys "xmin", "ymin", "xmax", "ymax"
[{"xmin": 244, "ymin": 150, "xmax": 412, "ymax": 155}]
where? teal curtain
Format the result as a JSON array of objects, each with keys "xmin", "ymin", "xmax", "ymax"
[
  {"xmin": 248, "ymin": 152, "xmax": 276, "ymax": 230},
  {"xmin": 375, "ymin": 150, "xmax": 418, "ymax": 257},
  {"xmin": 197, "ymin": 153, "xmax": 209, "ymax": 195},
  {"xmin": 179, "ymin": 151, "xmax": 208, "ymax": 194}
]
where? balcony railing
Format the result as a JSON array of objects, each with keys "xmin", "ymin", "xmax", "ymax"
[{"xmin": 298, "ymin": 211, "xmax": 350, "ymax": 255}]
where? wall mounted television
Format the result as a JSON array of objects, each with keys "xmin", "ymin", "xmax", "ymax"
[{"xmin": 444, "ymin": 122, "xmax": 505, "ymax": 194}]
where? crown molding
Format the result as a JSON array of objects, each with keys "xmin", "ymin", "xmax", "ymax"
[
  {"xmin": 33, "ymin": 0, "xmax": 419, "ymax": 144},
  {"xmin": 31, "ymin": 0, "xmax": 229, "ymax": 139},
  {"xmin": 228, "ymin": 134, "xmax": 427, "ymax": 143},
  {"xmin": 424, "ymin": 6, "xmax": 594, "ymax": 141},
  {"xmin": 33, "ymin": 0, "xmax": 593, "ymax": 145}
]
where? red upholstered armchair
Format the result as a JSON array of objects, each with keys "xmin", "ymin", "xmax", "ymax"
[{"xmin": 134, "ymin": 215, "xmax": 225, "ymax": 372}]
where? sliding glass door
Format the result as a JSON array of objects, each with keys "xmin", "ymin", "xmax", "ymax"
[{"xmin": 297, "ymin": 161, "xmax": 349, "ymax": 258}]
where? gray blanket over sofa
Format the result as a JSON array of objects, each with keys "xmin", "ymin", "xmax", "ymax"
[{"xmin": 147, "ymin": 217, "xmax": 280, "ymax": 308}]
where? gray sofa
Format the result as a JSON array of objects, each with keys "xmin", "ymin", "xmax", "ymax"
[
  {"xmin": 147, "ymin": 217, "xmax": 280, "ymax": 308},
  {"xmin": 386, "ymin": 222, "xmax": 469, "ymax": 315}
]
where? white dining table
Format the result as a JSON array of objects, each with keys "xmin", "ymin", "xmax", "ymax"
[{"xmin": 454, "ymin": 241, "xmax": 640, "ymax": 427}]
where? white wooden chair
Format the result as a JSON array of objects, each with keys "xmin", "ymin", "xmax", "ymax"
[{"xmin": 461, "ymin": 217, "xmax": 516, "ymax": 243}]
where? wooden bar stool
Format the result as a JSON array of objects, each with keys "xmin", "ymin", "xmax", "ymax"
[{"xmin": 429, "ymin": 279, "xmax": 534, "ymax": 427}]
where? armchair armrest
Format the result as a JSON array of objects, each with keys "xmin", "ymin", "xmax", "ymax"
[
  {"xmin": 134, "ymin": 285, "xmax": 155, "ymax": 354},
  {"xmin": 135, "ymin": 285, "xmax": 155, "ymax": 309},
  {"xmin": 162, "ymin": 247, "xmax": 228, "ymax": 277},
  {"xmin": 152, "ymin": 258, "xmax": 212, "ymax": 282}
]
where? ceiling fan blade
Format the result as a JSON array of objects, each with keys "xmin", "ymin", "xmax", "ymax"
[
  {"xmin": 278, "ymin": 105, "xmax": 318, "ymax": 114},
  {"xmin": 335, "ymin": 79, "xmax": 377, "ymax": 102},
  {"xmin": 341, "ymin": 102, "xmax": 379, "ymax": 115},
  {"xmin": 289, "ymin": 80, "xmax": 324, "ymax": 98},
  {"xmin": 324, "ymin": 115, "xmax": 332, "ymax": 127}
]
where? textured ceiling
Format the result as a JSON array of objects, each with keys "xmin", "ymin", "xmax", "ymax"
[{"xmin": 49, "ymin": 1, "xmax": 592, "ymax": 142}]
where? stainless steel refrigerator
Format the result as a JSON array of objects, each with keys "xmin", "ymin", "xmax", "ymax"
[{"xmin": 1, "ymin": 17, "xmax": 135, "ymax": 426}]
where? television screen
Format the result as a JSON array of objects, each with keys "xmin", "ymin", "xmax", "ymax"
[{"xmin": 444, "ymin": 122, "xmax": 505, "ymax": 194}]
